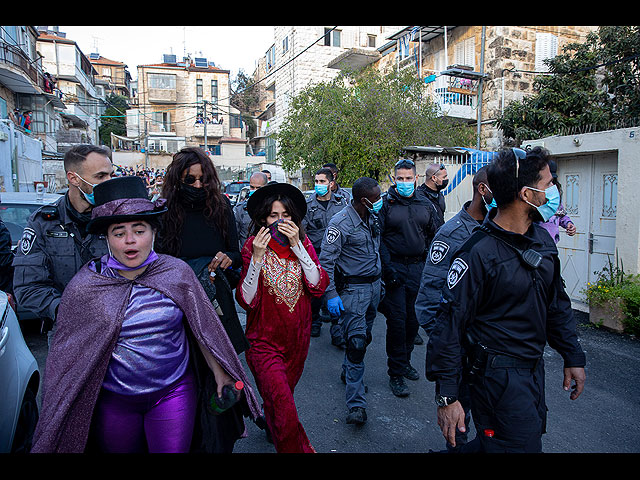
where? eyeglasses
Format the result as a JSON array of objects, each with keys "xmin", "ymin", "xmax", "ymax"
[{"xmin": 512, "ymin": 147, "xmax": 527, "ymax": 182}]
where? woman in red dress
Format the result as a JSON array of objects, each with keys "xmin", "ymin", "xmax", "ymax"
[{"xmin": 236, "ymin": 183, "xmax": 329, "ymax": 453}]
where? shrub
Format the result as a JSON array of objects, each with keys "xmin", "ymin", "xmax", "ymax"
[{"xmin": 582, "ymin": 253, "xmax": 640, "ymax": 335}]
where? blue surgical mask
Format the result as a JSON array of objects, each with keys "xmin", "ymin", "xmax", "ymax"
[
  {"xmin": 248, "ymin": 189, "xmax": 256, "ymax": 197},
  {"xmin": 396, "ymin": 181, "xmax": 415, "ymax": 197},
  {"xmin": 366, "ymin": 197, "xmax": 383, "ymax": 214},
  {"xmin": 481, "ymin": 183, "xmax": 497, "ymax": 211},
  {"xmin": 524, "ymin": 184, "xmax": 560, "ymax": 222},
  {"xmin": 75, "ymin": 173, "xmax": 97, "ymax": 205},
  {"xmin": 314, "ymin": 184, "xmax": 329, "ymax": 197}
]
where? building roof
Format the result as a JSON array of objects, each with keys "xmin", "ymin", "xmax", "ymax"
[
  {"xmin": 138, "ymin": 62, "xmax": 229, "ymax": 74},
  {"xmin": 89, "ymin": 55, "xmax": 127, "ymax": 67},
  {"xmin": 36, "ymin": 32, "xmax": 77, "ymax": 45}
]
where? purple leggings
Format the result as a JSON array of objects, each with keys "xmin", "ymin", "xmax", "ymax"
[{"xmin": 92, "ymin": 369, "xmax": 197, "ymax": 453}]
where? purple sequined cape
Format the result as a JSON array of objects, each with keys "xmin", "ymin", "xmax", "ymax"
[{"xmin": 31, "ymin": 254, "xmax": 261, "ymax": 453}]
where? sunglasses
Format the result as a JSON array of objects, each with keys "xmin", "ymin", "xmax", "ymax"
[
  {"xmin": 394, "ymin": 159, "xmax": 416, "ymax": 171},
  {"xmin": 182, "ymin": 174, "xmax": 205, "ymax": 185},
  {"xmin": 512, "ymin": 147, "xmax": 527, "ymax": 182}
]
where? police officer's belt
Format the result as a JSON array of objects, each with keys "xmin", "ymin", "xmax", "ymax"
[
  {"xmin": 390, "ymin": 253, "xmax": 426, "ymax": 264},
  {"xmin": 489, "ymin": 354, "xmax": 540, "ymax": 369},
  {"xmin": 343, "ymin": 273, "xmax": 381, "ymax": 284}
]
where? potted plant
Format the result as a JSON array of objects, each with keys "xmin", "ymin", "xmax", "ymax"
[{"xmin": 583, "ymin": 252, "xmax": 640, "ymax": 335}]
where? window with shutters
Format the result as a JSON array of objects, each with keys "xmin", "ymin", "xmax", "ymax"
[
  {"xmin": 535, "ymin": 33, "xmax": 558, "ymax": 72},
  {"xmin": 454, "ymin": 37, "xmax": 475, "ymax": 69}
]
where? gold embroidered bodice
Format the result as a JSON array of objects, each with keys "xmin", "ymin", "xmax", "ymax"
[{"xmin": 262, "ymin": 248, "xmax": 303, "ymax": 312}]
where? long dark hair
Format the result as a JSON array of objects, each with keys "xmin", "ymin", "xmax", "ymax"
[
  {"xmin": 160, "ymin": 147, "xmax": 228, "ymax": 255},
  {"xmin": 249, "ymin": 193, "xmax": 306, "ymax": 240}
]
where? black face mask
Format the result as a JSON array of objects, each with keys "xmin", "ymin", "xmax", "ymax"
[
  {"xmin": 179, "ymin": 183, "xmax": 207, "ymax": 205},
  {"xmin": 436, "ymin": 178, "xmax": 449, "ymax": 191}
]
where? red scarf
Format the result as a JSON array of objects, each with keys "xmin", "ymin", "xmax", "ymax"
[{"xmin": 268, "ymin": 237, "xmax": 295, "ymax": 259}]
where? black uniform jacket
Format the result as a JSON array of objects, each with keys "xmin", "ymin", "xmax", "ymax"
[
  {"xmin": 426, "ymin": 209, "xmax": 586, "ymax": 398},
  {"xmin": 379, "ymin": 185, "xmax": 436, "ymax": 269}
]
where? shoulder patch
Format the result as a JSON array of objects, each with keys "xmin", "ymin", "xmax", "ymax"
[
  {"xmin": 325, "ymin": 226, "xmax": 341, "ymax": 244},
  {"xmin": 447, "ymin": 257, "xmax": 469, "ymax": 289},
  {"xmin": 429, "ymin": 240, "xmax": 450, "ymax": 264},
  {"xmin": 20, "ymin": 227, "xmax": 37, "ymax": 255}
]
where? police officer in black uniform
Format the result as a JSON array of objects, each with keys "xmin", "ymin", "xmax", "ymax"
[
  {"xmin": 417, "ymin": 163, "xmax": 448, "ymax": 231},
  {"xmin": 378, "ymin": 159, "xmax": 436, "ymax": 397},
  {"xmin": 12, "ymin": 144, "xmax": 113, "ymax": 344},
  {"xmin": 415, "ymin": 165, "xmax": 493, "ymax": 452},
  {"xmin": 426, "ymin": 147, "xmax": 586, "ymax": 453}
]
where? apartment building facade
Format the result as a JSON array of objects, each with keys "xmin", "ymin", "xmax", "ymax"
[
  {"xmin": 262, "ymin": 26, "xmax": 404, "ymax": 167},
  {"xmin": 36, "ymin": 27, "xmax": 104, "ymax": 150},
  {"xmin": 367, "ymin": 26, "xmax": 598, "ymax": 150},
  {"xmin": 0, "ymin": 25, "xmax": 66, "ymax": 192},
  {"xmin": 130, "ymin": 54, "xmax": 250, "ymax": 174},
  {"xmin": 89, "ymin": 53, "xmax": 132, "ymax": 100}
]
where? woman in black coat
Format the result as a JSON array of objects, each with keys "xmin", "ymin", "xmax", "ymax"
[{"xmin": 158, "ymin": 147, "xmax": 249, "ymax": 354}]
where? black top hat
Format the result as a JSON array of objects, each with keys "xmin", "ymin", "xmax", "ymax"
[
  {"xmin": 246, "ymin": 182, "xmax": 307, "ymax": 220},
  {"xmin": 87, "ymin": 176, "xmax": 167, "ymax": 234}
]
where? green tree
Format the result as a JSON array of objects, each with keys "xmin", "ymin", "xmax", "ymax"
[
  {"xmin": 497, "ymin": 26, "xmax": 640, "ymax": 143},
  {"xmin": 276, "ymin": 66, "xmax": 475, "ymax": 184},
  {"xmin": 99, "ymin": 93, "xmax": 129, "ymax": 146},
  {"xmin": 231, "ymin": 70, "xmax": 260, "ymax": 139}
]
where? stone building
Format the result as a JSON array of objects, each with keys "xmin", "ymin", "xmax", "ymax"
[
  {"xmin": 128, "ymin": 54, "xmax": 250, "ymax": 176},
  {"xmin": 259, "ymin": 26, "xmax": 404, "ymax": 184},
  {"xmin": 375, "ymin": 26, "xmax": 598, "ymax": 150}
]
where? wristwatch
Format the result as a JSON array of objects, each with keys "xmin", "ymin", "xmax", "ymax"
[{"xmin": 435, "ymin": 393, "xmax": 458, "ymax": 407}]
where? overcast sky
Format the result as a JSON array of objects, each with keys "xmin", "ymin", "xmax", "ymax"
[{"xmin": 58, "ymin": 25, "xmax": 275, "ymax": 80}]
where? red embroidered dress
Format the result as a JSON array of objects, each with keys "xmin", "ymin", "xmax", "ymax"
[{"xmin": 236, "ymin": 235, "xmax": 329, "ymax": 453}]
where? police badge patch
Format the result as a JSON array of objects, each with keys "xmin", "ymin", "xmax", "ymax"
[
  {"xmin": 429, "ymin": 240, "xmax": 450, "ymax": 264},
  {"xmin": 325, "ymin": 226, "xmax": 341, "ymax": 244},
  {"xmin": 447, "ymin": 258, "xmax": 468, "ymax": 289},
  {"xmin": 20, "ymin": 227, "xmax": 36, "ymax": 255}
]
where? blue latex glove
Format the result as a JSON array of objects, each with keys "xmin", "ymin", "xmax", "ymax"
[{"xmin": 327, "ymin": 296, "xmax": 345, "ymax": 317}]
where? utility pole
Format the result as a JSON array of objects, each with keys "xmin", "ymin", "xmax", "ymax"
[
  {"xmin": 144, "ymin": 121, "xmax": 149, "ymax": 168},
  {"xmin": 203, "ymin": 99, "xmax": 208, "ymax": 153},
  {"xmin": 476, "ymin": 26, "xmax": 486, "ymax": 151}
]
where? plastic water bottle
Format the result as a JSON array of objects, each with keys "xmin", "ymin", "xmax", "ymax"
[{"xmin": 209, "ymin": 381, "xmax": 244, "ymax": 415}]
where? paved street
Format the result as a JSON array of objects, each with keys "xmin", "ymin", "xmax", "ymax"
[{"xmin": 23, "ymin": 308, "xmax": 640, "ymax": 454}]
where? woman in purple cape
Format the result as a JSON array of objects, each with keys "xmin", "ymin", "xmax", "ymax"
[{"xmin": 30, "ymin": 176, "xmax": 261, "ymax": 453}]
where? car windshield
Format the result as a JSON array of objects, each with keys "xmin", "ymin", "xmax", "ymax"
[
  {"xmin": 0, "ymin": 204, "xmax": 41, "ymax": 245},
  {"xmin": 225, "ymin": 183, "xmax": 247, "ymax": 194}
]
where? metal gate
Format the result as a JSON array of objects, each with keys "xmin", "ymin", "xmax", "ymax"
[{"xmin": 404, "ymin": 146, "xmax": 495, "ymax": 221}]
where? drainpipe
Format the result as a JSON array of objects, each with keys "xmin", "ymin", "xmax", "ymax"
[{"xmin": 476, "ymin": 26, "xmax": 486, "ymax": 151}]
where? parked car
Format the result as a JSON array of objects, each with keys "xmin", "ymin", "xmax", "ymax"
[
  {"xmin": 224, "ymin": 181, "xmax": 250, "ymax": 206},
  {"xmin": 0, "ymin": 191, "xmax": 61, "ymax": 250},
  {"xmin": 0, "ymin": 290, "xmax": 40, "ymax": 452},
  {"xmin": 0, "ymin": 191, "xmax": 61, "ymax": 323}
]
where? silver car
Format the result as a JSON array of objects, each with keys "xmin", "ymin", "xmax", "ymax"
[
  {"xmin": 0, "ymin": 191, "xmax": 61, "ymax": 249},
  {"xmin": 1, "ymin": 191, "xmax": 61, "ymax": 324},
  {"xmin": 0, "ymin": 290, "xmax": 40, "ymax": 452}
]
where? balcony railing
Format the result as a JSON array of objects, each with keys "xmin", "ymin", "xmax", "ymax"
[
  {"xmin": 423, "ymin": 79, "xmax": 478, "ymax": 121},
  {"xmin": 0, "ymin": 41, "xmax": 45, "ymax": 89}
]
